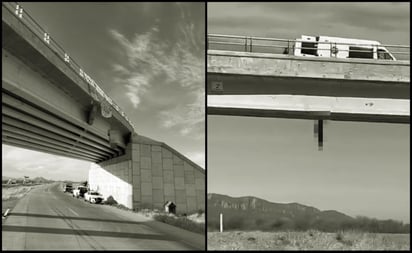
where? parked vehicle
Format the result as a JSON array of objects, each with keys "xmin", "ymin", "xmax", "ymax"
[
  {"xmin": 292, "ymin": 35, "xmax": 396, "ymax": 60},
  {"xmin": 73, "ymin": 186, "xmax": 88, "ymax": 198},
  {"xmin": 64, "ymin": 183, "xmax": 73, "ymax": 193},
  {"xmin": 84, "ymin": 191, "xmax": 104, "ymax": 204}
]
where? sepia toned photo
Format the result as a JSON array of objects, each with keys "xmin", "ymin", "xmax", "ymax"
[
  {"xmin": 207, "ymin": 2, "xmax": 410, "ymax": 250},
  {"xmin": 2, "ymin": 2, "xmax": 205, "ymax": 250}
]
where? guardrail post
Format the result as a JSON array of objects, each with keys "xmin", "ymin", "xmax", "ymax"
[
  {"xmin": 318, "ymin": 120, "xmax": 323, "ymax": 150},
  {"xmin": 249, "ymin": 37, "xmax": 253, "ymax": 52},
  {"xmin": 244, "ymin": 36, "xmax": 247, "ymax": 52},
  {"xmin": 287, "ymin": 40, "xmax": 290, "ymax": 54}
]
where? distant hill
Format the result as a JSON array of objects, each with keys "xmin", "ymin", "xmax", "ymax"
[
  {"xmin": 2, "ymin": 176, "xmax": 13, "ymax": 181},
  {"xmin": 208, "ymin": 193, "xmax": 409, "ymax": 233},
  {"xmin": 208, "ymin": 193, "xmax": 354, "ymax": 232},
  {"xmin": 2, "ymin": 176, "xmax": 54, "ymax": 184},
  {"xmin": 32, "ymin": 177, "xmax": 54, "ymax": 183}
]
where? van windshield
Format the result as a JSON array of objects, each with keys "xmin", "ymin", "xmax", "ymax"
[{"xmin": 378, "ymin": 49, "xmax": 394, "ymax": 60}]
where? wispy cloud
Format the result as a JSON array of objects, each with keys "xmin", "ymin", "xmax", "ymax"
[
  {"xmin": 110, "ymin": 3, "xmax": 204, "ymax": 138},
  {"xmin": 159, "ymin": 88, "xmax": 204, "ymax": 139}
]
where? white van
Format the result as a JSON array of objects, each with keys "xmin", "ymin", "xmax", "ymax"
[{"xmin": 293, "ymin": 35, "xmax": 396, "ymax": 61}]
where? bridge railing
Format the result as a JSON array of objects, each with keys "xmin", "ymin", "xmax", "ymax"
[
  {"xmin": 207, "ymin": 34, "xmax": 410, "ymax": 61},
  {"xmin": 2, "ymin": 2, "xmax": 136, "ymax": 132}
]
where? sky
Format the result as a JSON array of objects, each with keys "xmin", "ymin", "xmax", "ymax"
[
  {"xmin": 207, "ymin": 2, "xmax": 410, "ymax": 223},
  {"xmin": 2, "ymin": 2, "xmax": 205, "ymax": 181}
]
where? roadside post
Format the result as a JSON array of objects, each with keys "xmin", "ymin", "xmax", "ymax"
[{"xmin": 220, "ymin": 213, "xmax": 223, "ymax": 232}]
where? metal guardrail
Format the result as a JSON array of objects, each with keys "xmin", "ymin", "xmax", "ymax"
[
  {"xmin": 207, "ymin": 34, "xmax": 410, "ymax": 60},
  {"xmin": 2, "ymin": 2, "xmax": 136, "ymax": 132}
]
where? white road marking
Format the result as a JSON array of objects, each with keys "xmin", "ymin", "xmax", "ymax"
[{"xmin": 68, "ymin": 207, "xmax": 79, "ymax": 217}]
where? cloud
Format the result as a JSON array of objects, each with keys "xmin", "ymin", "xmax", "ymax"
[
  {"xmin": 208, "ymin": 2, "xmax": 410, "ymax": 45},
  {"xmin": 186, "ymin": 151, "xmax": 205, "ymax": 169},
  {"xmin": 159, "ymin": 88, "xmax": 205, "ymax": 139},
  {"xmin": 110, "ymin": 3, "xmax": 204, "ymax": 138}
]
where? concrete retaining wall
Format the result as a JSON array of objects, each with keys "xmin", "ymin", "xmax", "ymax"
[
  {"xmin": 90, "ymin": 134, "xmax": 205, "ymax": 214},
  {"xmin": 88, "ymin": 162, "xmax": 133, "ymax": 208},
  {"xmin": 132, "ymin": 138, "xmax": 205, "ymax": 214}
]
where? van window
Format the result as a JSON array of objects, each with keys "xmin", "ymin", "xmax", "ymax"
[
  {"xmin": 378, "ymin": 49, "xmax": 394, "ymax": 60},
  {"xmin": 348, "ymin": 46, "xmax": 373, "ymax": 59},
  {"xmin": 301, "ymin": 42, "xmax": 317, "ymax": 56}
]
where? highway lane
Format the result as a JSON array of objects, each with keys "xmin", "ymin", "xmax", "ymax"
[{"xmin": 2, "ymin": 183, "xmax": 204, "ymax": 250}]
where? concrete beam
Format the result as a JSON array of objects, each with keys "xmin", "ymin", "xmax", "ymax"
[
  {"xmin": 2, "ymin": 116, "xmax": 113, "ymax": 158},
  {"xmin": 208, "ymin": 107, "xmax": 409, "ymax": 124},
  {"xmin": 2, "ymin": 137, "xmax": 96, "ymax": 162},
  {"xmin": 88, "ymin": 104, "xmax": 98, "ymax": 125},
  {"xmin": 207, "ymin": 50, "xmax": 410, "ymax": 99},
  {"xmin": 2, "ymin": 126, "xmax": 108, "ymax": 160},
  {"xmin": 2, "ymin": 106, "xmax": 117, "ymax": 155},
  {"xmin": 2, "ymin": 92, "xmax": 111, "ymax": 148},
  {"xmin": 2, "ymin": 49, "xmax": 114, "ymax": 143},
  {"xmin": 208, "ymin": 95, "xmax": 409, "ymax": 124}
]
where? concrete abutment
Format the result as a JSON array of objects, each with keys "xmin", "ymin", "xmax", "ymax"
[{"xmin": 89, "ymin": 134, "xmax": 205, "ymax": 214}]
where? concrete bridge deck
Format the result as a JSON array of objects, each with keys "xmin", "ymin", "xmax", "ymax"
[
  {"xmin": 2, "ymin": 4, "xmax": 133, "ymax": 162},
  {"xmin": 207, "ymin": 50, "xmax": 410, "ymax": 99}
]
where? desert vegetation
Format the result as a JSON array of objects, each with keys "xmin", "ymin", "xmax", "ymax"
[
  {"xmin": 2, "ymin": 185, "xmax": 37, "ymax": 201},
  {"xmin": 2, "ymin": 184, "xmax": 43, "ymax": 216},
  {"xmin": 207, "ymin": 193, "xmax": 409, "ymax": 250},
  {"xmin": 103, "ymin": 195, "xmax": 204, "ymax": 233},
  {"xmin": 208, "ymin": 230, "xmax": 410, "ymax": 250},
  {"xmin": 208, "ymin": 215, "xmax": 410, "ymax": 234},
  {"xmin": 153, "ymin": 213, "xmax": 205, "ymax": 234}
]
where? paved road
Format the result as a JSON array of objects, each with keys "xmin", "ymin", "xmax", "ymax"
[{"xmin": 2, "ymin": 183, "xmax": 204, "ymax": 250}]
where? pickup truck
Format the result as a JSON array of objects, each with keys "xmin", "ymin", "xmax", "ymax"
[
  {"xmin": 72, "ymin": 186, "xmax": 88, "ymax": 198},
  {"xmin": 84, "ymin": 191, "xmax": 104, "ymax": 204}
]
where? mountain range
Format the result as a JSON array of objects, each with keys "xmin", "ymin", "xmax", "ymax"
[
  {"xmin": 207, "ymin": 193, "xmax": 354, "ymax": 231},
  {"xmin": 2, "ymin": 176, "xmax": 54, "ymax": 183}
]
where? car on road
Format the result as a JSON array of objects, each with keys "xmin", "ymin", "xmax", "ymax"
[
  {"xmin": 84, "ymin": 191, "xmax": 104, "ymax": 204},
  {"xmin": 73, "ymin": 186, "xmax": 88, "ymax": 198}
]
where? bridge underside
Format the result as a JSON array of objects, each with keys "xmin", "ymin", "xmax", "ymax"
[
  {"xmin": 2, "ymin": 48, "xmax": 126, "ymax": 162},
  {"xmin": 2, "ymin": 5, "xmax": 133, "ymax": 162},
  {"xmin": 2, "ymin": 89, "xmax": 123, "ymax": 162}
]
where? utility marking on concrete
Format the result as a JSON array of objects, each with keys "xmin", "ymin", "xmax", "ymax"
[{"xmin": 68, "ymin": 208, "xmax": 79, "ymax": 217}]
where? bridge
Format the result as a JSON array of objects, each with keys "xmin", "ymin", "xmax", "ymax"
[
  {"xmin": 207, "ymin": 34, "xmax": 410, "ymax": 123},
  {"xmin": 2, "ymin": 2, "xmax": 204, "ymax": 213}
]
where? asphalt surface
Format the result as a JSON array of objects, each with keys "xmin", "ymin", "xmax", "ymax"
[{"xmin": 2, "ymin": 183, "xmax": 204, "ymax": 250}]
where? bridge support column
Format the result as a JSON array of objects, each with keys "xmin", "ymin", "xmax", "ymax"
[{"xmin": 89, "ymin": 134, "xmax": 205, "ymax": 214}]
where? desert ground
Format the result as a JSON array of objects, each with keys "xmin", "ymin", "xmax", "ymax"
[{"xmin": 207, "ymin": 230, "xmax": 410, "ymax": 250}]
